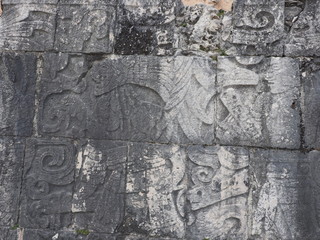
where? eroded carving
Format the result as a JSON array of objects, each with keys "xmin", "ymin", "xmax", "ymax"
[
  {"xmin": 285, "ymin": 0, "xmax": 320, "ymax": 56},
  {"xmin": 250, "ymin": 149, "xmax": 310, "ymax": 239},
  {"xmin": 125, "ymin": 143, "xmax": 186, "ymax": 238},
  {"xmin": 302, "ymin": 59, "xmax": 320, "ymax": 149},
  {"xmin": 21, "ymin": 139, "xmax": 75, "ymax": 229},
  {"xmin": 217, "ymin": 56, "xmax": 300, "ymax": 148},
  {"xmin": 0, "ymin": 5, "xmax": 56, "ymax": 51},
  {"xmin": 55, "ymin": 5, "xmax": 115, "ymax": 53},
  {"xmin": 185, "ymin": 145, "xmax": 249, "ymax": 240},
  {"xmin": 39, "ymin": 55, "xmax": 216, "ymax": 144},
  {"xmin": 232, "ymin": 1, "xmax": 285, "ymax": 45},
  {"xmin": 72, "ymin": 140, "xmax": 127, "ymax": 233}
]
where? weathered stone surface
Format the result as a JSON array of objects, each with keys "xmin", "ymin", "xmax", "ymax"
[
  {"xmin": 0, "ymin": 52, "xmax": 37, "ymax": 137},
  {"xmin": 58, "ymin": 0, "xmax": 117, "ymax": 4},
  {"xmin": 72, "ymin": 140, "xmax": 126, "ymax": 233},
  {"xmin": 285, "ymin": 0, "xmax": 320, "ymax": 56},
  {"xmin": 3, "ymin": 0, "xmax": 57, "ymax": 3},
  {"xmin": 185, "ymin": 145, "xmax": 249, "ymax": 240},
  {"xmin": 124, "ymin": 142, "xmax": 186, "ymax": 238},
  {"xmin": 0, "ymin": 138, "xmax": 24, "ymax": 227},
  {"xmin": 306, "ymin": 150, "xmax": 320, "ymax": 239},
  {"xmin": 20, "ymin": 138, "xmax": 75, "ymax": 230},
  {"xmin": 0, "ymin": 4, "xmax": 56, "ymax": 51},
  {"xmin": 115, "ymin": 0, "xmax": 177, "ymax": 55},
  {"xmin": 0, "ymin": 228, "xmax": 19, "ymax": 240},
  {"xmin": 302, "ymin": 58, "xmax": 320, "ymax": 149},
  {"xmin": 38, "ymin": 53, "xmax": 91, "ymax": 138},
  {"xmin": 0, "ymin": 0, "xmax": 317, "ymax": 238},
  {"xmin": 249, "ymin": 149, "xmax": 319, "ymax": 239},
  {"xmin": 216, "ymin": 56, "xmax": 300, "ymax": 148},
  {"xmin": 175, "ymin": 4, "xmax": 226, "ymax": 57},
  {"xmin": 39, "ymin": 54, "xmax": 216, "ymax": 144},
  {"xmin": 230, "ymin": 0, "xmax": 285, "ymax": 55},
  {"xmin": 54, "ymin": 4, "xmax": 116, "ymax": 53},
  {"xmin": 22, "ymin": 229, "xmax": 86, "ymax": 240}
]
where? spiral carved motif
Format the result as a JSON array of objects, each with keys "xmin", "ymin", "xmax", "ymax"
[{"xmin": 33, "ymin": 144, "xmax": 74, "ymax": 185}]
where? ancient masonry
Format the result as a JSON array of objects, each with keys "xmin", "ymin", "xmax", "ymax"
[{"xmin": 0, "ymin": 0, "xmax": 319, "ymax": 239}]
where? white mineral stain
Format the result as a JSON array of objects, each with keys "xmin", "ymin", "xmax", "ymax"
[
  {"xmin": 52, "ymin": 233, "xmax": 59, "ymax": 240},
  {"xmin": 82, "ymin": 143, "xmax": 103, "ymax": 181}
]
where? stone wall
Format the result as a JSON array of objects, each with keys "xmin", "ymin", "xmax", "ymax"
[{"xmin": 0, "ymin": 0, "xmax": 319, "ymax": 239}]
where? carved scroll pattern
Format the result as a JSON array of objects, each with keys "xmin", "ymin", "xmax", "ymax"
[
  {"xmin": 174, "ymin": 146, "xmax": 249, "ymax": 239},
  {"xmin": 23, "ymin": 139, "xmax": 75, "ymax": 229},
  {"xmin": 0, "ymin": 5, "xmax": 56, "ymax": 50}
]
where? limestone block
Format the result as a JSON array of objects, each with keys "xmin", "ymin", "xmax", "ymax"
[
  {"xmin": 0, "ymin": 138, "xmax": 24, "ymax": 227},
  {"xmin": 0, "ymin": 4, "xmax": 56, "ymax": 51},
  {"xmin": 72, "ymin": 140, "xmax": 127, "ymax": 233},
  {"xmin": 38, "ymin": 53, "xmax": 90, "ymax": 138},
  {"xmin": 115, "ymin": 0, "xmax": 177, "ymax": 55},
  {"xmin": 125, "ymin": 142, "xmax": 186, "ymax": 238},
  {"xmin": 302, "ymin": 58, "xmax": 320, "ymax": 149},
  {"xmin": 185, "ymin": 145, "xmax": 249, "ymax": 240},
  {"xmin": 285, "ymin": 0, "xmax": 320, "ymax": 56},
  {"xmin": 250, "ymin": 149, "xmax": 317, "ymax": 239},
  {"xmin": 54, "ymin": 4, "xmax": 116, "ymax": 53},
  {"xmin": 0, "ymin": 53, "xmax": 36, "ymax": 137},
  {"xmin": 231, "ymin": 0, "xmax": 285, "ymax": 55},
  {"xmin": 20, "ymin": 138, "xmax": 75, "ymax": 230},
  {"xmin": 38, "ymin": 54, "xmax": 216, "ymax": 144},
  {"xmin": 216, "ymin": 56, "xmax": 300, "ymax": 148}
]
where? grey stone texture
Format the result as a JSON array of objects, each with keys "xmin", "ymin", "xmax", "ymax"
[
  {"xmin": 0, "ymin": 138, "xmax": 24, "ymax": 227},
  {"xmin": 230, "ymin": 0, "xmax": 285, "ymax": 56},
  {"xmin": 285, "ymin": 0, "xmax": 320, "ymax": 56},
  {"xmin": 54, "ymin": 4, "xmax": 116, "ymax": 53},
  {"xmin": 0, "ymin": 52, "xmax": 36, "ymax": 136},
  {"xmin": 38, "ymin": 54, "xmax": 216, "ymax": 144},
  {"xmin": 1, "ymin": 0, "xmax": 320, "ymax": 239},
  {"xmin": 115, "ymin": 0, "xmax": 177, "ymax": 55},
  {"xmin": 217, "ymin": 56, "xmax": 301, "ymax": 148},
  {"xmin": 250, "ymin": 149, "xmax": 320, "ymax": 239},
  {"xmin": 302, "ymin": 58, "xmax": 320, "ymax": 149},
  {"xmin": 0, "ymin": 4, "xmax": 57, "ymax": 51},
  {"xmin": 20, "ymin": 138, "xmax": 75, "ymax": 229},
  {"xmin": 72, "ymin": 140, "xmax": 126, "ymax": 233}
]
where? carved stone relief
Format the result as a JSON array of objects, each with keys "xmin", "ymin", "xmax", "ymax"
[
  {"xmin": 72, "ymin": 140, "xmax": 127, "ymax": 233},
  {"xmin": 0, "ymin": 0, "xmax": 319, "ymax": 238},
  {"xmin": 55, "ymin": 4, "xmax": 116, "ymax": 53},
  {"xmin": 185, "ymin": 145, "xmax": 249, "ymax": 240},
  {"xmin": 20, "ymin": 139, "xmax": 75, "ymax": 229},
  {"xmin": 125, "ymin": 143, "xmax": 186, "ymax": 238},
  {"xmin": 302, "ymin": 58, "xmax": 320, "ymax": 149},
  {"xmin": 217, "ymin": 56, "xmax": 300, "ymax": 148},
  {"xmin": 285, "ymin": 0, "xmax": 320, "ymax": 56},
  {"xmin": 39, "ymin": 54, "xmax": 216, "ymax": 144},
  {"xmin": 0, "ymin": 4, "xmax": 56, "ymax": 51}
]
